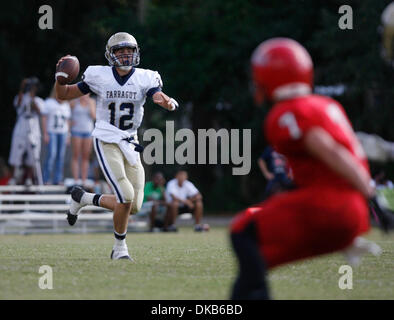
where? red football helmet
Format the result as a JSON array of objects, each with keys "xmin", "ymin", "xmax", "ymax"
[{"xmin": 251, "ymin": 38, "xmax": 313, "ymax": 104}]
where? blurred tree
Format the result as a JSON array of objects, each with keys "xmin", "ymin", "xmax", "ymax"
[{"xmin": 0, "ymin": 0, "xmax": 393, "ymax": 211}]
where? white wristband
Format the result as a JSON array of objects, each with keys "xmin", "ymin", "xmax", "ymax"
[{"xmin": 169, "ymin": 98, "xmax": 179, "ymax": 111}]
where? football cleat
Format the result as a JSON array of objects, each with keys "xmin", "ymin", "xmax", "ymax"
[
  {"xmin": 66, "ymin": 186, "xmax": 87, "ymax": 226},
  {"xmin": 67, "ymin": 212, "xmax": 78, "ymax": 226},
  {"xmin": 343, "ymin": 236, "xmax": 382, "ymax": 266},
  {"xmin": 110, "ymin": 244, "xmax": 134, "ymax": 261}
]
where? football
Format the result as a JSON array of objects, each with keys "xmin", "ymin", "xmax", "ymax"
[{"xmin": 55, "ymin": 55, "xmax": 80, "ymax": 85}]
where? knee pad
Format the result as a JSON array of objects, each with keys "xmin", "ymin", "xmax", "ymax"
[
  {"xmin": 130, "ymin": 187, "xmax": 144, "ymax": 214},
  {"xmin": 117, "ymin": 176, "xmax": 134, "ymax": 203}
]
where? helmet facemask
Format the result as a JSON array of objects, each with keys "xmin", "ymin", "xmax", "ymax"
[{"xmin": 105, "ymin": 43, "xmax": 140, "ymax": 71}]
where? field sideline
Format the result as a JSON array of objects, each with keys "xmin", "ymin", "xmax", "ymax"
[{"xmin": 0, "ymin": 227, "xmax": 393, "ymax": 300}]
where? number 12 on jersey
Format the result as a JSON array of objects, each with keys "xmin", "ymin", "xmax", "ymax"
[{"xmin": 108, "ymin": 102, "xmax": 134, "ymax": 130}]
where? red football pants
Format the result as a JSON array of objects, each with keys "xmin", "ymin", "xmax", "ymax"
[{"xmin": 230, "ymin": 187, "xmax": 370, "ymax": 269}]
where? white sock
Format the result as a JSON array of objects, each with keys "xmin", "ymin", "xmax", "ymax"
[{"xmin": 114, "ymin": 230, "xmax": 127, "ymax": 247}]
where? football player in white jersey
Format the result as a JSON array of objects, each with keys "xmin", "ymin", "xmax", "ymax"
[{"xmin": 55, "ymin": 32, "xmax": 179, "ymax": 260}]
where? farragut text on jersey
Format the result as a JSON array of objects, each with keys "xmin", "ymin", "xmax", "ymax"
[{"xmin": 106, "ymin": 90, "xmax": 137, "ymax": 99}]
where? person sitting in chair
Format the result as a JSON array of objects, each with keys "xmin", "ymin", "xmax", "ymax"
[
  {"xmin": 142, "ymin": 172, "xmax": 167, "ymax": 232},
  {"xmin": 164, "ymin": 170, "xmax": 208, "ymax": 232}
]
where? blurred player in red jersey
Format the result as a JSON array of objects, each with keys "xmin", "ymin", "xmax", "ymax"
[{"xmin": 230, "ymin": 38, "xmax": 383, "ymax": 300}]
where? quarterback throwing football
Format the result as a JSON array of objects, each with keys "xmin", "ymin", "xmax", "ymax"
[
  {"xmin": 55, "ymin": 32, "xmax": 178, "ymax": 260},
  {"xmin": 230, "ymin": 38, "xmax": 382, "ymax": 299}
]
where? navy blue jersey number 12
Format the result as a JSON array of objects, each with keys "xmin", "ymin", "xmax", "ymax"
[{"xmin": 108, "ymin": 102, "xmax": 134, "ymax": 130}]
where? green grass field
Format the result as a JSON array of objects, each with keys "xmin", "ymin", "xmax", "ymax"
[
  {"xmin": 0, "ymin": 227, "xmax": 393, "ymax": 300},
  {"xmin": 380, "ymin": 188, "xmax": 394, "ymax": 210}
]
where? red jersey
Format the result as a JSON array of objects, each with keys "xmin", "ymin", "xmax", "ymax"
[{"xmin": 264, "ymin": 94, "xmax": 369, "ymax": 189}]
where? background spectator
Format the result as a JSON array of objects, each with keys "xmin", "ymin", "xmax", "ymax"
[
  {"xmin": 165, "ymin": 170, "xmax": 209, "ymax": 232},
  {"xmin": 141, "ymin": 172, "xmax": 167, "ymax": 232},
  {"xmin": 41, "ymin": 87, "xmax": 71, "ymax": 185},
  {"xmin": 70, "ymin": 94, "xmax": 96, "ymax": 187},
  {"xmin": 258, "ymin": 145, "xmax": 293, "ymax": 199},
  {"xmin": 8, "ymin": 77, "xmax": 44, "ymax": 185}
]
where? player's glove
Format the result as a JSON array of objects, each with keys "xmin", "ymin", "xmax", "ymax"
[
  {"xmin": 369, "ymin": 196, "xmax": 394, "ymax": 233},
  {"xmin": 169, "ymin": 98, "xmax": 179, "ymax": 111}
]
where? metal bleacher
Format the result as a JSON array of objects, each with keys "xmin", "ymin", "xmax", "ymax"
[{"xmin": 0, "ymin": 185, "xmax": 147, "ymax": 234}]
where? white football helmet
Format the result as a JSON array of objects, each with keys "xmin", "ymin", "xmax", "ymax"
[{"xmin": 105, "ymin": 32, "xmax": 140, "ymax": 71}]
